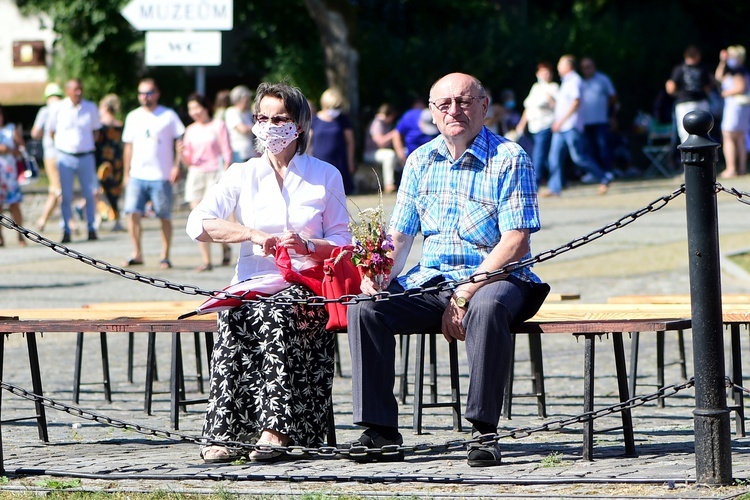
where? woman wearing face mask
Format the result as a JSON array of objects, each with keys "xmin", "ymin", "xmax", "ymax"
[
  {"xmin": 309, "ymin": 88, "xmax": 356, "ymax": 194},
  {"xmin": 186, "ymin": 82, "xmax": 351, "ymax": 463},
  {"xmin": 715, "ymin": 45, "xmax": 750, "ymax": 178}
]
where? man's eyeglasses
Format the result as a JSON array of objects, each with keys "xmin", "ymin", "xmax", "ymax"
[
  {"xmin": 429, "ymin": 95, "xmax": 485, "ymax": 113},
  {"xmin": 138, "ymin": 91, "xmax": 156, "ymax": 96},
  {"xmin": 254, "ymin": 114, "xmax": 294, "ymax": 125}
]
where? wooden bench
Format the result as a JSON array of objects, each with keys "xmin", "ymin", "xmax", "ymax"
[
  {"xmin": 0, "ymin": 309, "xmax": 703, "ymax": 461},
  {"xmin": 604, "ymin": 295, "xmax": 750, "ymax": 436}
]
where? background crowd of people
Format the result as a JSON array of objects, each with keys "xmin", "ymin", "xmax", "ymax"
[{"xmin": 1, "ymin": 42, "xmax": 748, "ymax": 255}]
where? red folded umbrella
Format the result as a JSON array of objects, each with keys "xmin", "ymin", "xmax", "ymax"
[{"xmin": 178, "ymin": 246, "xmax": 323, "ymax": 319}]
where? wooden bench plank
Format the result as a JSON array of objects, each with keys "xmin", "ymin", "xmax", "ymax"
[{"xmin": 608, "ymin": 294, "xmax": 750, "ymax": 304}]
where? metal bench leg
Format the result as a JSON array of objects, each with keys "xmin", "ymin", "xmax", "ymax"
[
  {"xmin": 171, "ymin": 332, "xmax": 181, "ymax": 430},
  {"xmin": 333, "ymin": 334, "xmax": 343, "ymax": 377},
  {"xmin": 144, "ymin": 331, "xmax": 156, "ymax": 415},
  {"xmin": 657, "ymin": 331, "xmax": 665, "ymax": 408},
  {"xmin": 412, "ymin": 334, "xmax": 426, "ymax": 435},
  {"xmin": 613, "ymin": 332, "xmax": 636, "ymax": 456},
  {"xmin": 193, "ymin": 332, "xmax": 204, "ymax": 393},
  {"xmin": 429, "ymin": 334, "xmax": 438, "ymax": 404},
  {"xmin": 25, "ymin": 333, "xmax": 48, "ymax": 442},
  {"xmin": 326, "ymin": 397, "xmax": 337, "ymax": 446},
  {"xmin": 73, "ymin": 332, "xmax": 84, "ymax": 404},
  {"xmin": 399, "ymin": 335, "xmax": 410, "ymax": 404},
  {"xmin": 100, "ymin": 332, "xmax": 112, "ymax": 403},
  {"xmin": 502, "ymin": 334, "xmax": 516, "ymax": 420},
  {"xmin": 678, "ymin": 330, "xmax": 687, "ymax": 379},
  {"xmin": 448, "ymin": 340, "xmax": 462, "ymax": 432},
  {"xmin": 628, "ymin": 332, "xmax": 639, "ymax": 398},
  {"xmin": 529, "ymin": 332, "xmax": 547, "ymax": 418},
  {"xmin": 582, "ymin": 334, "xmax": 595, "ymax": 461},
  {"xmin": 127, "ymin": 332, "xmax": 134, "ymax": 383},
  {"xmin": 731, "ymin": 323, "xmax": 745, "ymax": 437}
]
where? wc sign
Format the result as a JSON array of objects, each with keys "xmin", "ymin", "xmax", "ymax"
[{"xmin": 145, "ymin": 31, "xmax": 222, "ymax": 66}]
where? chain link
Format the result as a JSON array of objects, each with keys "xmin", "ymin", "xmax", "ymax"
[
  {"xmin": 0, "ymin": 185, "xmax": 686, "ymax": 307},
  {"xmin": 716, "ymin": 182, "xmax": 750, "ymax": 206},
  {"xmin": 0, "ymin": 377, "xmax": 698, "ymax": 459}
]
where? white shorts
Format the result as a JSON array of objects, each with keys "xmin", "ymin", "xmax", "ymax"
[{"xmin": 184, "ymin": 168, "xmax": 222, "ymax": 204}]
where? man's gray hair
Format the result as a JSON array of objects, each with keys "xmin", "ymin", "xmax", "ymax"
[{"xmin": 230, "ymin": 85, "xmax": 252, "ymax": 105}]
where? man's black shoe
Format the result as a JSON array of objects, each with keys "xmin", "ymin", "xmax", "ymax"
[
  {"xmin": 345, "ymin": 428, "xmax": 404, "ymax": 463},
  {"xmin": 467, "ymin": 431, "xmax": 502, "ymax": 467},
  {"xmin": 87, "ymin": 231, "xmax": 98, "ymax": 241},
  {"xmin": 61, "ymin": 233, "xmax": 71, "ymax": 244}
]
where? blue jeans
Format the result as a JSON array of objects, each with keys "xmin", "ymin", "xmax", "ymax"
[
  {"xmin": 57, "ymin": 152, "xmax": 98, "ymax": 233},
  {"xmin": 547, "ymin": 128, "xmax": 608, "ymax": 195},
  {"xmin": 123, "ymin": 178, "xmax": 173, "ymax": 219},
  {"xmin": 584, "ymin": 123, "xmax": 612, "ymax": 172},
  {"xmin": 531, "ymin": 128, "xmax": 552, "ymax": 185}
]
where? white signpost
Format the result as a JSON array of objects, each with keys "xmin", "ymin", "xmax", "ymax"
[
  {"xmin": 121, "ymin": 0, "xmax": 233, "ymax": 31},
  {"xmin": 121, "ymin": 0, "xmax": 233, "ymax": 93},
  {"xmin": 145, "ymin": 31, "xmax": 222, "ymax": 67}
]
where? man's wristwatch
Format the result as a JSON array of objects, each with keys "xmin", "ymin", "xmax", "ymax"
[
  {"xmin": 305, "ymin": 238, "xmax": 316, "ymax": 255},
  {"xmin": 453, "ymin": 294, "xmax": 469, "ymax": 309}
]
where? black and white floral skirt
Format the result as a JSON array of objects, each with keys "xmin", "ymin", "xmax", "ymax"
[{"xmin": 202, "ymin": 285, "xmax": 334, "ymax": 447}]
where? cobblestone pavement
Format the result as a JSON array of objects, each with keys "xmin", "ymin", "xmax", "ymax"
[{"xmin": 0, "ymin": 175, "xmax": 749, "ymax": 498}]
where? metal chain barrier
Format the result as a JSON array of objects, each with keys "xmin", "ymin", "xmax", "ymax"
[
  {"xmin": 716, "ymin": 182, "xmax": 750, "ymax": 206},
  {"xmin": 1, "ymin": 377, "xmax": 697, "ymax": 459},
  {"xmin": 0, "ymin": 185, "xmax": 687, "ymax": 307}
]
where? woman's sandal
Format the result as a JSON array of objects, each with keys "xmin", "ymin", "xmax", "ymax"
[
  {"xmin": 195, "ymin": 263, "xmax": 213, "ymax": 272},
  {"xmin": 201, "ymin": 445, "xmax": 241, "ymax": 464},
  {"xmin": 249, "ymin": 440, "xmax": 286, "ymax": 463}
]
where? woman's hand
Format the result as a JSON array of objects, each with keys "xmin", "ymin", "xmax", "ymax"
[
  {"xmin": 278, "ymin": 230, "xmax": 307, "ymax": 255},
  {"xmin": 253, "ymin": 231, "xmax": 279, "ymax": 256}
]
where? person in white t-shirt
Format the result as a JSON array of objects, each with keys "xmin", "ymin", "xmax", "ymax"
[
  {"xmin": 47, "ymin": 79, "xmax": 102, "ymax": 243},
  {"xmin": 224, "ymin": 85, "xmax": 257, "ymax": 162},
  {"xmin": 121, "ymin": 78, "xmax": 185, "ymax": 269}
]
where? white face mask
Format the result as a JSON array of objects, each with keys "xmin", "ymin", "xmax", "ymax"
[
  {"xmin": 252, "ymin": 121, "xmax": 299, "ymax": 155},
  {"xmin": 326, "ymin": 109, "xmax": 341, "ymax": 119}
]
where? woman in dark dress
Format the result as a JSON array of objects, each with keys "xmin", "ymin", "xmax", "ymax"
[{"xmin": 310, "ymin": 88, "xmax": 356, "ymax": 194}]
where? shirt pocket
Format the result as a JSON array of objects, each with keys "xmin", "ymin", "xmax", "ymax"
[
  {"xmin": 458, "ymin": 199, "xmax": 499, "ymax": 249},
  {"xmin": 415, "ymin": 194, "xmax": 440, "ymax": 235}
]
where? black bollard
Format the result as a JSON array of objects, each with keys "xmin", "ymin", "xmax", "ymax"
[{"xmin": 678, "ymin": 110, "xmax": 732, "ymax": 485}]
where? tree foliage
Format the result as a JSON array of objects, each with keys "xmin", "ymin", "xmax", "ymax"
[{"xmin": 19, "ymin": 0, "xmax": 750, "ymax": 132}]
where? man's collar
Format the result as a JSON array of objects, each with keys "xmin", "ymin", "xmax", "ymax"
[{"xmin": 435, "ymin": 128, "xmax": 489, "ymax": 168}]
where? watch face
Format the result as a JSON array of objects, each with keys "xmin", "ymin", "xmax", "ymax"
[{"xmin": 455, "ymin": 296, "xmax": 468, "ymax": 308}]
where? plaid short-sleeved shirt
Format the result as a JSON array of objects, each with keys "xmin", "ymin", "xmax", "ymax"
[{"xmin": 391, "ymin": 126, "xmax": 541, "ymax": 289}]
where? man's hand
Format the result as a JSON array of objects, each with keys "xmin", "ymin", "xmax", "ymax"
[
  {"xmin": 360, "ymin": 273, "xmax": 392, "ymax": 295},
  {"xmin": 441, "ymin": 298, "xmax": 466, "ymax": 343}
]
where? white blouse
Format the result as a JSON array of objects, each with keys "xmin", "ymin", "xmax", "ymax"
[{"xmin": 186, "ymin": 153, "xmax": 351, "ymax": 284}]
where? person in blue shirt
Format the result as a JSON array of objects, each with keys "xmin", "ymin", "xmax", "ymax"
[{"xmin": 346, "ymin": 72, "xmax": 549, "ymax": 467}]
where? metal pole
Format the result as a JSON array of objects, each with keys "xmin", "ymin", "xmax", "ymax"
[
  {"xmin": 195, "ymin": 66, "xmax": 206, "ymax": 95},
  {"xmin": 678, "ymin": 109, "xmax": 732, "ymax": 485}
]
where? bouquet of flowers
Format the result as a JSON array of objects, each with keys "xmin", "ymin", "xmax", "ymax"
[{"xmin": 350, "ymin": 205, "xmax": 394, "ymax": 291}]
